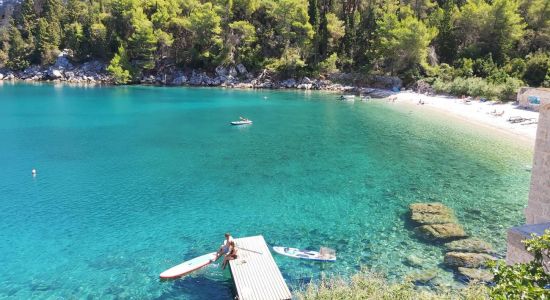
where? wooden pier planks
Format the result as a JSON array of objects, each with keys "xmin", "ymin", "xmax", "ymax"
[{"xmin": 230, "ymin": 235, "xmax": 291, "ymax": 300}]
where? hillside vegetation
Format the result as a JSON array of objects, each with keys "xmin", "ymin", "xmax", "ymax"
[{"xmin": 0, "ymin": 0, "xmax": 548, "ymax": 96}]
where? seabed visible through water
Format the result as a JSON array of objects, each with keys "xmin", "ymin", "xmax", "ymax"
[{"xmin": 0, "ymin": 83, "xmax": 533, "ymax": 298}]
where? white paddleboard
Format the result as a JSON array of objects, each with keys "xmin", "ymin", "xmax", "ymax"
[
  {"xmin": 272, "ymin": 246, "xmax": 336, "ymax": 262},
  {"xmin": 160, "ymin": 252, "xmax": 217, "ymax": 279}
]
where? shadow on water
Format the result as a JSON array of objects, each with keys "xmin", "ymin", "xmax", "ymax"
[{"xmin": 155, "ymin": 276, "xmax": 234, "ymax": 300}]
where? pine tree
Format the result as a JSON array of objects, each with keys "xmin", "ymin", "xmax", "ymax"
[{"xmin": 7, "ymin": 26, "xmax": 30, "ymax": 70}]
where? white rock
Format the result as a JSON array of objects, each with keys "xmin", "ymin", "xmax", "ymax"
[
  {"xmin": 0, "ymin": 73, "xmax": 3, "ymax": 80},
  {"xmin": 49, "ymin": 69, "xmax": 63, "ymax": 79},
  {"xmin": 228, "ymin": 67, "xmax": 238, "ymax": 77}
]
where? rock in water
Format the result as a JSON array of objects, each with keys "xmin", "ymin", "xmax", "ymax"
[
  {"xmin": 457, "ymin": 267, "xmax": 494, "ymax": 282},
  {"xmin": 415, "ymin": 223, "xmax": 467, "ymax": 240},
  {"xmin": 406, "ymin": 268, "xmax": 439, "ymax": 284},
  {"xmin": 410, "ymin": 202, "xmax": 457, "ymax": 225},
  {"xmin": 445, "ymin": 238, "xmax": 494, "ymax": 254},
  {"xmin": 405, "ymin": 254, "xmax": 424, "ymax": 267},
  {"xmin": 444, "ymin": 252, "xmax": 495, "ymax": 268}
]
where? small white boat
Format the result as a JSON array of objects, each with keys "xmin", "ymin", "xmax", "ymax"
[
  {"xmin": 272, "ymin": 246, "xmax": 336, "ymax": 262},
  {"xmin": 231, "ymin": 120, "xmax": 253, "ymax": 125},
  {"xmin": 340, "ymin": 95, "xmax": 355, "ymax": 101},
  {"xmin": 160, "ymin": 252, "xmax": 217, "ymax": 279}
]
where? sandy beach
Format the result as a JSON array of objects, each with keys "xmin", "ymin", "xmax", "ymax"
[{"xmin": 389, "ymin": 91, "xmax": 539, "ymax": 147}]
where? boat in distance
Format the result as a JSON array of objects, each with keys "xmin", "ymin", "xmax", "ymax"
[{"xmin": 231, "ymin": 120, "xmax": 253, "ymax": 125}]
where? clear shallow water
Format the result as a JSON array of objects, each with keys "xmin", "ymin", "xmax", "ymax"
[{"xmin": 0, "ymin": 83, "xmax": 532, "ymax": 299}]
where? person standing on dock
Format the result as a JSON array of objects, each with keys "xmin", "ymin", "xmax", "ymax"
[{"xmin": 213, "ymin": 232, "xmax": 233, "ymax": 261}]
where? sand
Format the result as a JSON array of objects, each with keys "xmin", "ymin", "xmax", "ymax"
[{"xmin": 387, "ymin": 91, "xmax": 538, "ymax": 147}]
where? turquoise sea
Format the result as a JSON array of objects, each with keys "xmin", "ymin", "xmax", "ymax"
[{"xmin": 0, "ymin": 83, "xmax": 533, "ymax": 299}]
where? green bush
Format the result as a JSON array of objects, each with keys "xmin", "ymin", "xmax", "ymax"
[
  {"xmin": 523, "ymin": 52, "xmax": 550, "ymax": 87},
  {"xmin": 489, "ymin": 229, "xmax": 550, "ymax": 299},
  {"xmin": 431, "ymin": 76, "xmax": 522, "ymax": 101},
  {"xmin": 0, "ymin": 49, "xmax": 7, "ymax": 68},
  {"xmin": 296, "ymin": 270, "xmax": 490, "ymax": 300},
  {"xmin": 504, "ymin": 58, "xmax": 526, "ymax": 78},
  {"xmin": 318, "ymin": 53, "xmax": 339, "ymax": 74}
]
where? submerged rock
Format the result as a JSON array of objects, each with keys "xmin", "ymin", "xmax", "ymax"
[
  {"xmin": 415, "ymin": 223, "xmax": 467, "ymax": 240},
  {"xmin": 410, "ymin": 202, "xmax": 457, "ymax": 225},
  {"xmin": 444, "ymin": 252, "xmax": 494, "ymax": 268},
  {"xmin": 445, "ymin": 238, "xmax": 494, "ymax": 254},
  {"xmin": 457, "ymin": 267, "xmax": 494, "ymax": 282},
  {"xmin": 405, "ymin": 254, "xmax": 424, "ymax": 267},
  {"xmin": 406, "ymin": 268, "xmax": 439, "ymax": 284}
]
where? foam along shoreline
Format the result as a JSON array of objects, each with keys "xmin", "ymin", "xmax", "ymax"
[{"xmin": 388, "ymin": 91, "xmax": 538, "ymax": 147}]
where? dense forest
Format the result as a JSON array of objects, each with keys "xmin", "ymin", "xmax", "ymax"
[{"xmin": 0, "ymin": 0, "xmax": 548, "ymax": 95}]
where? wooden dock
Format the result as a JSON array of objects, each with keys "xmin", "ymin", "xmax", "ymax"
[{"xmin": 230, "ymin": 235, "xmax": 291, "ymax": 300}]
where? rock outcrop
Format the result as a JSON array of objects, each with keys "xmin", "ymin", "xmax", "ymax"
[
  {"xmin": 410, "ymin": 202, "xmax": 457, "ymax": 225},
  {"xmin": 409, "ymin": 202, "xmax": 466, "ymax": 240},
  {"xmin": 443, "ymin": 252, "xmax": 495, "ymax": 268}
]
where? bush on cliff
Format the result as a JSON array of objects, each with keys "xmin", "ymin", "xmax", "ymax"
[
  {"xmin": 489, "ymin": 229, "xmax": 550, "ymax": 299},
  {"xmin": 296, "ymin": 270, "xmax": 489, "ymax": 300}
]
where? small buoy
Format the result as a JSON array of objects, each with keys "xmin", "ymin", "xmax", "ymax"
[{"xmin": 32, "ymin": 169, "xmax": 37, "ymax": 176}]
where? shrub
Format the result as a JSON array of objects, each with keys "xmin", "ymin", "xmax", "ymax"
[
  {"xmin": 489, "ymin": 229, "xmax": 550, "ymax": 299},
  {"xmin": 523, "ymin": 52, "xmax": 550, "ymax": 87},
  {"xmin": 318, "ymin": 53, "xmax": 339, "ymax": 74},
  {"xmin": 455, "ymin": 58, "xmax": 474, "ymax": 77},
  {"xmin": 504, "ymin": 58, "xmax": 526, "ymax": 78},
  {"xmin": 0, "ymin": 49, "xmax": 7, "ymax": 68},
  {"xmin": 296, "ymin": 270, "xmax": 490, "ymax": 300},
  {"xmin": 430, "ymin": 76, "xmax": 522, "ymax": 101}
]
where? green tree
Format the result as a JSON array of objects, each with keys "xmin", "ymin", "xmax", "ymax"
[
  {"xmin": 433, "ymin": 0, "xmax": 458, "ymax": 63},
  {"xmin": 224, "ymin": 20, "xmax": 256, "ymax": 64},
  {"xmin": 63, "ymin": 22, "xmax": 84, "ymax": 57},
  {"xmin": 89, "ymin": 23, "xmax": 110, "ymax": 59},
  {"xmin": 18, "ymin": 0, "xmax": 36, "ymax": 39},
  {"xmin": 376, "ymin": 12, "xmax": 438, "ymax": 74},
  {"xmin": 35, "ymin": 18, "xmax": 59, "ymax": 64},
  {"xmin": 523, "ymin": 51, "xmax": 550, "ymax": 86},
  {"xmin": 456, "ymin": 0, "xmax": 525, "ymax": 63},
  {"xmin": 7, "ymin": 26, "xmax": 30, "ymax": 70},
  {"xmin": 186, "ymin": 2, "xmax": 222, "ymax": 66},
  {"xmin": 107, "ymin": 45, "xmax": 132, "ymax": 84},
  {"xmin": 127, "ymin": 8, "xmax": 158, "ymax": 72}
]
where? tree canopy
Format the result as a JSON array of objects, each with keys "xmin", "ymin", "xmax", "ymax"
[{"xmin": 0, "ymin": 0, "xmax": 547, "ymax": 87}]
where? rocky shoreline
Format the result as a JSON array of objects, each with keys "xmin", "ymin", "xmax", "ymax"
[
  {"xmin": 408, "ymin": 202, "xmax": 496, "ymax": 284},
  {"xmin": 0, "ymin": 51, "xmax": 398, "ymax": 98}
]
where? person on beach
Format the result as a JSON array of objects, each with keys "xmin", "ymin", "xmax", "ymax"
[
  {"xmin": 221, "ymin": 241, "xmax": 238, "ymax": 270},
  {"xmin": 213, "ymin": 233, "xmax": 233, "ymax": 261}
]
